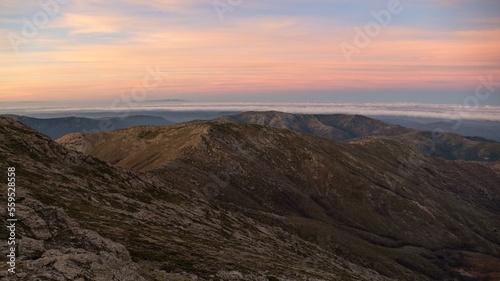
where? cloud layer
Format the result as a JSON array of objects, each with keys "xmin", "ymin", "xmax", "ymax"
[{"xmin": 2, "ymin": 101, "xmax": 500, "ymax": 121}]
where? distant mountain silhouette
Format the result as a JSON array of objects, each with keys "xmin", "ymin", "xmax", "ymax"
[
  {"xmin": 378, "ymin": 116, "xmax": 500, "ymax": 142},
  {"xmin": 215, "ymin": 111, "xmax": 500, "ymax": 161},
  {"xmin": 1, "ymin": 114, "xmax": 172, "ymax": 139}
]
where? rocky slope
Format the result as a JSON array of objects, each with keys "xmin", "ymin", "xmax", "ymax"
[
  {"xmin": 215, "ymin": 111, "xmax": 500, "ymax": 161},
  {"xmin": 1, "ymin": 117, "xmax": 395, "ymax": 280},
  {"xmin": 57, "ymin": 120, "xmax": 500, "ymax": 280}
]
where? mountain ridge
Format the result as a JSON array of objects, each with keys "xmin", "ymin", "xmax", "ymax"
[
  {"xmin": 57, "ymin": 119, "xmax": 500, "ymax": 280},
  {"xmin": 1, "ymin": 114, "xmax": 172, "ymax": 140},
  {"xmin": 215, "ymin": 111, "xmax": 500, "ymax": 161},
  {"xmin": 0, "ymin": 117, "xmax": 393, "ymax": 280},
  {"xmin": 2, "ymin": 116, "xmax": 500, "ymax": 280}
]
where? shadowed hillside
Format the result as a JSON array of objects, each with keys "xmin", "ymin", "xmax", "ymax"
[
  {"xmin": 216, "ymin": 111, "xmax": 412, "ymax": 141},
  {"xmin": 0, "ymin": 117, "xmax": 396, "ymax": 280},
  {"xmin": 57, "ymin": 120, "xmax": 500, "ymax": 280},
  {"xmin": 215, "ymin": 111, "xmax": 500, "ymax": 161},
  {"xmin": 2, "ymin": 115, "xmax": 172, "ymax": 139}
]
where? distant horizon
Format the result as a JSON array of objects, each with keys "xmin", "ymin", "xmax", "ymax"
[
  {"xmin": 2, "ymin": 100, "xmax": 500, "ymax": 122},
  {"xmin": 2, "ymin": 98, "xmax": 500, "ymax": 105}
]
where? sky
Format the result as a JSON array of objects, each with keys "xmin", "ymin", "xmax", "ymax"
[{"xmin": 1, "ymin": 0, "xmax": 499, "ymax": 105}]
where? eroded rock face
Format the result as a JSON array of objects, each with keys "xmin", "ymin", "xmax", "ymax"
[
  {"xmin": 26, "ymin": 248, "xmax": 143, "ymax": 281},
  {"xmin": 1, "ymin": 197, "xmax": 144, "ymax": 281},
  {"xmin": 18, "ymin": 238, "xmax": 45, "ymax": 260},
  {"xmin": 16, "ymin": 205, "xmax": 52, "ymax": 240}
]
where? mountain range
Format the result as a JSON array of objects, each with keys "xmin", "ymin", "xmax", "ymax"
[
  {"xmin": 10, "ymin": 111, "xmax": 500, "ymax": 162},
  {"xmin": 378, "ymin": 116, "xmax": 500, "ymax": 143},
  {"xmin": 1, "ymin": 112, "xmax": 498, "ymax": 280},
  {"xmin": 215, "ymin": 111, "xmax": 500, "ymax": 161},
  {"xmin": 1, "ymin": 115, "xmax": 172, "ymax": 140}
]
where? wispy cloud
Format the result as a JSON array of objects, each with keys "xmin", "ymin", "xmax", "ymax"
[
  {"xmin": 58, "ymin": 13, "xmax": 122, "ymax": 34},
  {"xmin": 0, "ymin": 0, "xmax": 498, "ymax": 103}
]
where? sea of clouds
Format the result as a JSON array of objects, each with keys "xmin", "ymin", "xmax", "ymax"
[{"xmin": 1, "ymin": 102, "xmax": 500, "ymax": 121}]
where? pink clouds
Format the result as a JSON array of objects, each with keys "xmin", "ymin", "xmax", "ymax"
[{"xmin": 0, "ymin": 1, "xmax": 499, "ymax": 102}]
